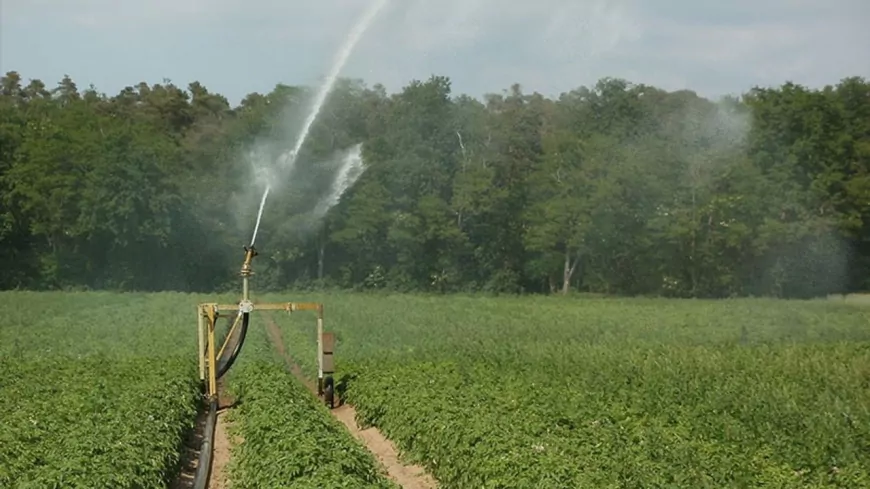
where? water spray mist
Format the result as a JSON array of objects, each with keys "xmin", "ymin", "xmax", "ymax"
[{"xmin": 249, "ymin": 0, "xmax": 390, "ymax": 246}]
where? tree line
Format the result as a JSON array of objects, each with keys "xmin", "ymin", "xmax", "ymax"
[{"xmin": 1, "ymin": 70, "xmax": 868, "ymax": 298}]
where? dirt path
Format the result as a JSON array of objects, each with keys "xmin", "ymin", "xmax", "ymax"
[
  {"xmin": 170, "ymin": 408, "xmax": 206, "ymax": 489},
  {"xmin": 265, "ymin": 318, "xmax": 438, "ymax": 489},
  {"xmin": 171, "ymin": 378, "xmax": 237, "ymax": 489},
  {"xmin": 208, "ymin": 379, "xmax": 236, "ymax": 489}
]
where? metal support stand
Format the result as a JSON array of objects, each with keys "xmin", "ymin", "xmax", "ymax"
[{"xmin": 196, "ymin": 245, "xmax": 336, "ymax": 407}]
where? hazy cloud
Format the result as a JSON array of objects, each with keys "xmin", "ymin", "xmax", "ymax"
[{"xmin": 1, "ymin": 0, "xmax": 867, "ymax": 104}]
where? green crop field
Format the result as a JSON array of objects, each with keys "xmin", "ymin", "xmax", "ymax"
[
  {"xmin": 272, "ymin": 293, "xmax": 870, "ymax": 488},
  {"xmin": 0, "ymin": 292, "xmax": 202, "ymax": 488},
  {"xmin": 2, "ymin": 291, "xmax": 870, "ymax": 488},
  {"xmin": 221, "ymin": 323, "xmax": 397, "ymax": 488},
  {"xmin": 0, "ymin": 291, "xmax": 395, "ymax": 489}
]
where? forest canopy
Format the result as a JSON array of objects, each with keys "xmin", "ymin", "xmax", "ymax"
[{"xmin": 1, "ymin": 71, "xmax": 868, "ymax": 298}]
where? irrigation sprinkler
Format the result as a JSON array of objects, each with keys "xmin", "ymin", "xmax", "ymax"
[{"xmin": 196, "ymin": 245, "xmax": 336, "ymax": 408}]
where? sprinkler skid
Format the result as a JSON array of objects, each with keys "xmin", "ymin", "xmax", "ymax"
[{"xmin": 196, "ymin": 245, "xmax": 336, "ymax": 408}]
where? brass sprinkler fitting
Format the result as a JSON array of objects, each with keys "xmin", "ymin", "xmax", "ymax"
[{"xmin": 241, "ymin": 245, "xmax": 258, "ymax": 277}]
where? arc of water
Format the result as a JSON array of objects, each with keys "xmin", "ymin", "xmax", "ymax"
[{"xmin": 249, "ymin": 0, "xmax": 390, "ymax": 247}]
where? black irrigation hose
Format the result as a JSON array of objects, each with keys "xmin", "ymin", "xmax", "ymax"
[
  {"xmin": 216, "ymin": 312, "xmax": 249, "ymax": 380},
  {"xmin": 192, "ymin": 397, "xmax": 218, "ymax": 489},
  {"xmin": 190, "ymin": 310, "xmax": 248, "ymax": 488}
]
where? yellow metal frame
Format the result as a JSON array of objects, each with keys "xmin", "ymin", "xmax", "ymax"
[{"xmin": 196, "ymin": 245, "xmax": 333, "ymax": 401}]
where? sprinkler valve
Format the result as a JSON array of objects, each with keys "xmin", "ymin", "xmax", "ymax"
[
  {"xmin": 239, "ymin": 299, "xmax": 254, "ymax": 314},
  {"xmin": 241, "ymin": 245, "xmax": 258, "ymax": 277}
]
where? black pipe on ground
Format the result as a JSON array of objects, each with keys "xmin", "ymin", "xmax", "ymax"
[
  {"xmin": 190, "ymin": 309, "xmax": 248, "ymax": 488},
  {"xmin": 192, "ymin": 398, "xmax": 218, "ymax": 489}
]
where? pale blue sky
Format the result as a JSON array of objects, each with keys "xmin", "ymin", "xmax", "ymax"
[{"xmin": 1, "ymin": 0, "xmax": 868, "ymax": 106}]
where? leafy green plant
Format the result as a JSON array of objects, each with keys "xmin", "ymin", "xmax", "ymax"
[
  {"xmin": 0, "ymin": 291, "xmax": 201, "ymax": 489},
  {"xmin": 270, "ymin": 292, "xmax": 870, "ymax": 488},
  {"xmin": 223, "ymin": 325, "xmax": 397, "ymax": 488},
  {"xmin": 3, "ymin": 290, "xmax": 869, "ymax": 487}
]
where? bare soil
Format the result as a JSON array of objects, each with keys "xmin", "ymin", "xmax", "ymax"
[
  {"xmin": 265, "ymin": 317, "xmax": 438, "ymax": 489},
  {"xmin": 209, "ymin": 378, "xmax": 236, "ymax": 489},
  {"xmin": 171, "ymin": 377, "xmax": 238, "ymax": 489},
  {"xmin": 170, "ymin": 408, "xmax": 206, "ymax": 489}
]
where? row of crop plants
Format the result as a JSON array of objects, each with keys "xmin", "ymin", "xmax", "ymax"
[
  {"xmin": 0, "ymin": 292, "xmax": 201, "ymax": 488},
  {"xmin": 269, "ymin": 293, "xmax": 870, "ymax": 488},
  {"xmin": 222, "ymin": 321, "xmax": 397, "ymax": 488},
  {"xmin": 6, "ymin": 290, "xmax": 869, "ymax": 487},
  {"xmin": 0, "ymin": 291, "xmax": 405, "ymax": 488}
]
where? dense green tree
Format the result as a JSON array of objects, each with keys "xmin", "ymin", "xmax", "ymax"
[{"xmin": 1, "ymin": 69, "xmax": 867, "ymax": 297}]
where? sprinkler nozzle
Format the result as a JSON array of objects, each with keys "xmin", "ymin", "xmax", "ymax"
[{"xmin": 241, "ymin": 245, "xmax": 258, "ymax": 277}]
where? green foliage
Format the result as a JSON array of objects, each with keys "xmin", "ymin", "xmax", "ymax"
[
  {"xmin": 0, "ymin": 290, "xmax": 402, "ymax": 488},
  {"xmin": 2, "ymin": 289, "xmax": 869, "ymax": 487},
  {"xmin": 223, "ymin": 322, "xmax": 397, "ymax": 488},
  {"xmin": 269, "ymin": 292, "xmax": 870, "ymax": 488},
  {"xmin": 0, "ymin": 291, "xmax": 201, "ymax": 489},
  {"xmin": 1, "ymin": 70, "xmax": 869, "ymax": 297}
]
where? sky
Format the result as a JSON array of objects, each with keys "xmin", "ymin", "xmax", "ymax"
[{"xmin": 1, "ymin": 0, "xmax": 868, "ymax": 106}]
